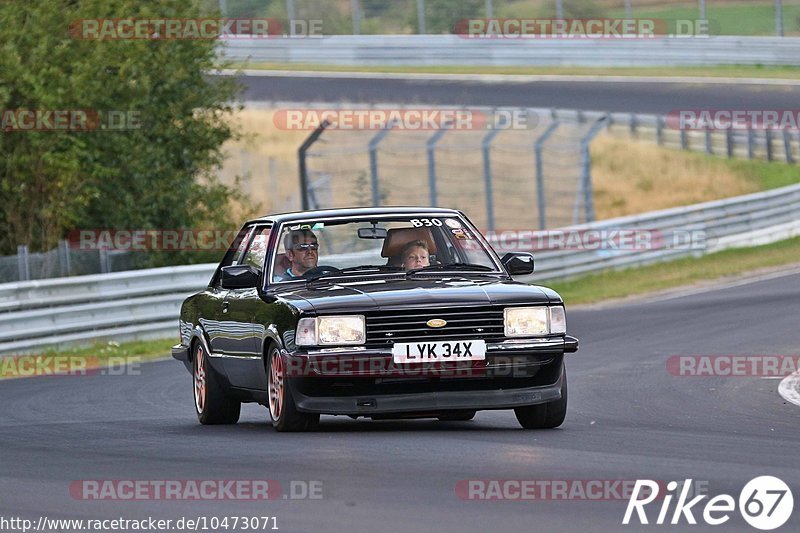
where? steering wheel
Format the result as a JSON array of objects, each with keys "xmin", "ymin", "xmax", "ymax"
[{"xmin": 302, "ymin": 265, "xmax": 341, "ymax": 278}]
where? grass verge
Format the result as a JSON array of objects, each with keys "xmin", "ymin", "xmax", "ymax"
[
  {"xmin": 548, "ymin": 236, "xmax": 800, "ymax": 305},
  {"xmin": 607, "ymin": 3, "xmax": 800, "ymax": 37},
  {"xmin": 0, "ymin": 338, "xmax": 175, "ymax": 380},
  {"xmin": 233, "ymin": 62, "xmax": 800, "ymax": 81},
  {"xmin": 591, "ymin": 135, "xmax": 800, "ymax": 219}
]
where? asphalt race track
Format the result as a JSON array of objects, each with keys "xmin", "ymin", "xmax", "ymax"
[
  {"xmin": 1, "ymin": 271, "xmax": 798, "ymax": 532},
  {"xmin": 235, "ymin": 73, "xmax": 800, "ymax": 114}
]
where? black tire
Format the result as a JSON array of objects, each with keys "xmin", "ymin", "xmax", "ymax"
[
  {"xmin": 267, "ymin": 346, "xmax": 318, "ymax": 432},
  {"xmin": 514, "ymin": 365, "xmax": 567, "ymax": 429},
  {"xmin": 193, "ymin": 341, "xmax": 240, "ymax": 425},
  {"xmin": 437, "ymin": 410, "xmax": 477, "ymax": 421}
]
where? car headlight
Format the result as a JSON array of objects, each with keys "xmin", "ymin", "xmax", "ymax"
[
  {"xmin": 504, "ymin": 306, "xmax": 566, "ymax": 337},
  {"xmin": 296, "ymin": 315, "xmax": 366, "ymax": 346}
]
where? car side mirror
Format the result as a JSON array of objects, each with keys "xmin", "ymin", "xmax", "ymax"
[
  {"xmin": 501, "ymin": 252, "xmax": 535, "ymax": 275},
  {"xmin": 220, "ymin": 264, "xmax": 260, "ymax": 289}
]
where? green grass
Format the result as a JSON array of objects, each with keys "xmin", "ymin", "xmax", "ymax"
[
  {"xmin": 733, "ymin": 159, "xmax": 800, "ymax": 190},
  {"xmin": 0, "ymin": 338, "xmax": 175, "ymax": 380},
  {"xmin": 607, "ymin": 3, "xmax": 800, "ymax": 37},
  {"xmin": 548, "ymin": 236, "xmax": 800, "ymax": 305},
  {"xmin": 233, "ymin": 62, "xmax": 800, "ymax": 80}
]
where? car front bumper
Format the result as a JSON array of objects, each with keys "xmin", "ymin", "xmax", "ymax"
[
  {"xmin": 172, "ymin": 344, "xmax": 191, "ymax": 372},
  {"xmin": 290, "ymin": 366, "xmax": 565, "ymax": 415},
  {"xmin": 286, "ymin": 335, "xmax": 576, "ymax": 415}
]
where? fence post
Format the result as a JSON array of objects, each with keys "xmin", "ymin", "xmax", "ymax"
[
  {"xmin": 298, "ymin": 120, "xmax": 330, "ymax": 211},
  {"xmin": 481, "ymin": 123, "xmax": 502, "ymax": 232},
  {"xmin": 426, "ymin": 126, "xmax": 450, "ymax": 207},
  {"xmin": 286, "ymin": 0, "xmax": 296, "ymax": 36},
  {"xmin": 534, "ymin": 121, "xmax": 560, "ymax": 230},
  {"xmin": 765, "ymin": 129, "xmax": 774, "ymax": 161},
  {"xmin": 726, "ymin": 128, "xmax": 734, "ymax": 158},
  {"xmin": 747, "ymin": 128, "xmax": 755, "ymax": 159},
  {"xmin": 629, "ymin": 113, "xmax": 637, "ymax": 137},
  {"xmin": 577, "ymin": 116, "xmax": 608, "ymax": 224},
  {"xmin": 368, "ymin": 121, "xmax": 397, "ymax": 207},
  {"xmin": 783, "ymin": 129, "xmax": 794, "ymax": 163},
  {"xmin": 680, "ymin": 128, "xmax": 689, "ymax": 150},
  {"xmin": 416, "ymin": 0, "xmax": 426, "ymax": 34},
  {"xmin": 99, "ymin": 248, "xmax": 110, "ymax": 274},
  {"xmin": 17, "ymin": 245, "xmax": 30, "ymax": 281},
  {"xmin": 58, "ymin": 240, "xmax": 71, "ymax": 277},
  {"xmin": 705, "ymin": 129, "xmax": 713, "ymax": 154},
  {"xmin": 656, "ymin": 115, "xmax": 664, "ymax": 146},
  {"xmin": 351, "ymin": 0, "xmax": 361, "ymax": 35}
]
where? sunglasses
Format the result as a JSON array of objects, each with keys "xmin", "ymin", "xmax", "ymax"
[{"xmin": 292, "ymin": 242, "xmax": 319, "ymax": 251}]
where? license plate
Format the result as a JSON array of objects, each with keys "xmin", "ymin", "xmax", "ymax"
[{"xmin": 392, "ymin": 340, "xmax": 486, "ymax": 363}]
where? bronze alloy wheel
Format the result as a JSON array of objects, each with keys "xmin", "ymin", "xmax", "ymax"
[
  {"xmin": 268, "ymin": 348, "xmax": 284, "ymax": 420},
  {"xmin": 193, "ymin": 344, "xmax": 206, "ymax": 414}
]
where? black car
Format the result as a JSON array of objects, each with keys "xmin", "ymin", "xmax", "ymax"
[{"xmin": 172, "ymin": 207, "xmax": 578, "ymax": 431}]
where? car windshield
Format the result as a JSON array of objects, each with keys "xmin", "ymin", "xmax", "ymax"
[{"xmin": 270, "ymin": 215, "xmax": 499, "ymax": 283}]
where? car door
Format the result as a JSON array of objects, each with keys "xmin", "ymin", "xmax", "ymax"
[
  {"xmin": 220, "ymin": 225, "xmax": 272, "ymax": 390},
  {"xmin": 205, "ymin": 225, "xmax": 254, "ymax": 357}
]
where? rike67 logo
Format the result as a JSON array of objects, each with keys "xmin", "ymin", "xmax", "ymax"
[{"xmin": 623, "ymin": 476, "xmax": 793, "ymax": 530}]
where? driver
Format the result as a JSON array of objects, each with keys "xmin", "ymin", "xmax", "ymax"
[{"xmin": 280, "ymin": 229, "xmax": 319, "ymax": 279}]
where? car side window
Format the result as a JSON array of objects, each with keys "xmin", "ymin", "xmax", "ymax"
[
  {"xmin": 211, "ymin": 225, "xmax": 255, "ymax": 288},
  {"xmin": 241, "ymin": 226, "xmax": 272, "ymax": 273},
  {"xmin": 228, "ymin": 226, "xmax": 255, "ymax": 267}
]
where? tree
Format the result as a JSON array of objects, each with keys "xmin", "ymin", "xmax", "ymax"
[
  {"xmin": 414, "ymin": 0, "xmax": 484, "ymax": 34},
  {"xmin": 0, "ymin": 0, "xmax": 247, "ymax": 259}
]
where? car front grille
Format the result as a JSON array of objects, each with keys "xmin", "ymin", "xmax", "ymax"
[{"xmin": 364, "ymin": 306, "xmax": 505, "ymax": 346}]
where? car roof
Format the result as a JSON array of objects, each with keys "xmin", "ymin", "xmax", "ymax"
[{"xmin": 246, "ymin": 206, "xmax": 463, "ymax": 225}]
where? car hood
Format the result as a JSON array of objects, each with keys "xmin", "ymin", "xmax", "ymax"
[{"xmin": 266, "ymin": 276, "xmax": 558, "ymax": 315}]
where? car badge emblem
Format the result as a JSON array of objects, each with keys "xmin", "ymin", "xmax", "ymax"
[{"xmin": 427, "ymin": 318, "xmax": 447, "ymax": 328}]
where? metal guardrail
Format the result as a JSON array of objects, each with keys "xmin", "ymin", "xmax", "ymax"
[
  {"xmin": 0, "ymin": 265, "xmax": 216, "ymax": 354},
  {"xmin": 1, "ymin": 183, "xmax": 799, "ymax": 354},
  {"xmin": 517, "ymin": 183, "xmax": 800, "ymax": 282},
  {"xmin": 222, "ymin": 35, "xmax": 800, "ymax": 67}
]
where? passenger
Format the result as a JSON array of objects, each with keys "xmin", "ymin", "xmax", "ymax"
[
  {"xmin": 280, "ymin": 229, "xmax": 319, "ymax": 280},
  {"xmin": 400, "ymin": 240, "xmax": 430, "ymax": 271}
]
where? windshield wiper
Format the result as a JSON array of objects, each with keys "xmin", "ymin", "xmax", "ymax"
[{"xmin": 406, "ymin": 263, "xmax": 496, "ymax": 276}]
